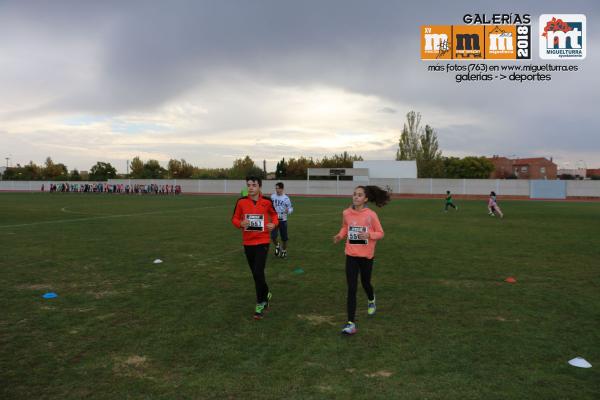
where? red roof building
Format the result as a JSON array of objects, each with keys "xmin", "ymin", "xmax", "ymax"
[
  {"xmin": 487, "ymin": 156, "xmax": 557, "ymax": 179},
  {"xmin": 586, "ymin": 168, "xmax": 600, "ymax": 178}
]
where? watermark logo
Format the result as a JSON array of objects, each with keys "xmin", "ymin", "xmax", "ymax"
[
  {"xmin": 486, "ymin": 25, "xmax": 531, "ymax": 60},
  {"xmin": 421, "ymin": 24, "xmax": 530, "ymax": 60},
  {"xmin": 421, "ymin": 26, "xmax": 452, "ymax": 59},
  {"xmin": 539, "ymin": 14, "xmax": 586, "ymax": 59},
  {"xmin": 454, "ymin": 26, "xmax": 484, "ymax": 59}
]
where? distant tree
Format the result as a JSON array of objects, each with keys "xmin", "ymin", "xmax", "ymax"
[
  {"xmin": 179, "ymin": 160, "xmax": 194, "ymax": 178},
  {"xmin": 320, "ymin": 152, "xmax": 363, "ymax": 168},
  {"xmin": 89, "ymin": 162, "xmax": 117, "ymax": 181},
  {"xmin": 443, "ymin": 156, "xmax": 494, "ymax": 179},
  {"xmin": 417, "ymin": 125, "xmax": 443, "ymax": 178},
  {"xmin": 69, "ymin": 169, "xmax": 82, "ymax": 181},
  {"xmin": 396, "ymin": 111, "xmax": 422, "ymax": 161},
  {"xmin": 168, "ymin": 159, "xmax": 194, "ymax": 179},
  {"xmin": 42, "ymin": 157, "xmax": 68, "ymax": 179},
  {"xmin": 129, "ymin": 156, "xmax": 144, "ymax": 178},
  {"xmin": 275, "ymin": 158, "xmax": 287, "ymax": 179},
  {"xmin": 229, "ymin": 156, "xmax": 264, "ymax": 179},
  {"xmin": 142, "ymin": 159, "xmax": 167, "ymax": 179},
  {"xmin": 3, "ymin": 163, "xmax": 29, "ymax": 180},
  {"xmin": 285, "ymin": 157, "xmax": 316, "ymax": 179},
  {"xmin": 167, "ymin": 159, "xmax": 182, "ymax": 178},
  {"xmin": 460, "ymin": 157, "xmax": 494, "ymax": 178},
  {"xmin": 192, "ymin": 167, "xmax": 229, "ymax": 179},
  {"xmin": 395, "ymin": 112, "xmax": 446, "ymax": 178}
]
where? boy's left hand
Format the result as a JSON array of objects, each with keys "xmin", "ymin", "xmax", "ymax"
[{"xmin": 266, "ymin": 223, "xmax": 275, "ymax": 231}]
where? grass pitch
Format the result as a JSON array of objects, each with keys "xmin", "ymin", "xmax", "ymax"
[{"xmin": 1, "ymin": 193, "xmax": 599, "ymax": 399}]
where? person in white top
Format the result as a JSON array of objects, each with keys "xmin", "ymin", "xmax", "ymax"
[{"xmin": 270, "ymin": 182, "xmax": 294, "ymax": 258}]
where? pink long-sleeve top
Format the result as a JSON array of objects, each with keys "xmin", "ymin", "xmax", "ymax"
[{"xmin": 336, "ymin": 206, "xmax": 384, "ymax": 259}]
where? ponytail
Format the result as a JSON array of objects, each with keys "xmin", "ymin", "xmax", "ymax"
[{"xmin": 357, "ymin": 185, "xmax": 391, "ymax": 207}]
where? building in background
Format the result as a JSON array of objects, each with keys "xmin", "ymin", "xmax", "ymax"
[
  {"xmin": 586, "ymin": 168, "xmax": 600, "ymax": 179},
  {"xmin": 487, "ymin": 156, "xmax": 557, "ymax": 179},
  {"xmin": 558, "ymin": 168, "xmax": 587, "ymax": 180},
  {"xmin": 353, "ymin": 160, "xmax": 417, "ymax": 182}
]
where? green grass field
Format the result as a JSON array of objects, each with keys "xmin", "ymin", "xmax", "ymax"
[{"xmin": 1, "ymin": 193, "xmax": 599, "ymax": 399}]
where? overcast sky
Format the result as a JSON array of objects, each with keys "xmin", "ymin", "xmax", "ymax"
[{"xmin": 1, "ymin": 0, "xmax": 598, "ymax": 172}]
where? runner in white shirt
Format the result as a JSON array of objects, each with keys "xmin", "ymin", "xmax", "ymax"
[{"xmin": 270, "ymin": 182, "xmax": 294, "ymax": 258}]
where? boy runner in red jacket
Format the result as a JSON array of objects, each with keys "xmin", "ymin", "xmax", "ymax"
[{"xmin": 232, "ymin": 176, "xmax": 279, "ymax": 319}]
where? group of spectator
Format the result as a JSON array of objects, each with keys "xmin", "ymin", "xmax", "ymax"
[{"xmin": 42, "ymin": 183, "xmax": 182, "ymax": 195}]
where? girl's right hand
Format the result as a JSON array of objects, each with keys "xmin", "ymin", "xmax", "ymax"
[{"xmin": 333, "ymin": 235, "xmax": 341, "ymax": 244}]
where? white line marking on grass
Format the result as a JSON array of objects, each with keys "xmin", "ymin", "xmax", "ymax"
[
  {"xmin": 0, "ymin": 205, "xmax": 229, "ymax": 229},
  {"xmin": 60, "ymin": 206, "xmax": 106, "ymax": 216}
]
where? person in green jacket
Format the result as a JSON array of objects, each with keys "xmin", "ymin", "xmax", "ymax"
[{"xmin": 444, "ymin": 190, "xmax": 458, "ymax": 212}]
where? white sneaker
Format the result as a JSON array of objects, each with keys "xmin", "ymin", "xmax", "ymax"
[{"xmin": 341, "ymin": 321, "xmax": 357, "ymax": 335}]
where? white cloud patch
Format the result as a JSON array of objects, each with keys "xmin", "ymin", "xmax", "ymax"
[{"xmin": 1, "ymin": 78, "xmax": 500, "ymax": 170}]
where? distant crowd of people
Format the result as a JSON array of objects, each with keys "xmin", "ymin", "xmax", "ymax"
[{"xmin": 42, "ymin": 183, "xmax": 182, "ymax": 195}]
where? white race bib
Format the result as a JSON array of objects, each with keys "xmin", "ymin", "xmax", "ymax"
[
  {"xmin": 245, "ymin": 214, "xmax": 264, "ymax": 231},
  {"xmin": 348, "ymin": 226, "xmax": 368, "ymax": 245}
]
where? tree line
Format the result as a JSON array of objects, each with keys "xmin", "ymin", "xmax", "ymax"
[
  {"xmin": 2, "ymin": 111, "xmax": 498, "ymax": 181},
  {"xmin": 1, "ymin": 153, "xmax": 363, "ymax": 181}
]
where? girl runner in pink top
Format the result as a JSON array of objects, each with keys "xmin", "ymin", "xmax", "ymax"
[
  {"xmin": 333, "ymin": 185, "xmax": 390, "ymax": 335},
  {"xmin": 488, "ymin": 191, "xmax": 504, "ymax": 218}
]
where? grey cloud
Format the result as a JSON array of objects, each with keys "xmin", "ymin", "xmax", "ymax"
[{"xmin": 1, "ymin": 0, "xmax": 599, "ymax": 168}]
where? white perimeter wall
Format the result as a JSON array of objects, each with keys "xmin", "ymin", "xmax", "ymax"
[{"xmin": 1, "ymin": 179, "xmax": 600, "ymax": 198}]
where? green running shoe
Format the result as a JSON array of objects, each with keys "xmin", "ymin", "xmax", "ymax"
[
  {"xmin": 254, "ymin": 302, "xmax": 267, "ymax": 320},
  {"xmin": 368, "ymin": 297, "xmax": 376, "ymax": 316}
]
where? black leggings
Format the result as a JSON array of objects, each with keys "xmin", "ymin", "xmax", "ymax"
[
  {"xmin": 445, "ymin": 202, "xmax": 456, "ymax": 210},
  {"xmin": 346, "ymin": 255, "xmax": 375, "ymax": 323},
  {"xmin": 244, "ymin": 244, "xmax": 270, "ymax": 303}
]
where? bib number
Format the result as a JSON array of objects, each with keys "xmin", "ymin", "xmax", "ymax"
[
  {"xmin": 348, "ymin": 226, "xmax": 368, "ymax": 245},
  {"xmin": 245, "ymin": 214, "xmax": 264, "ymax": 231}
]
